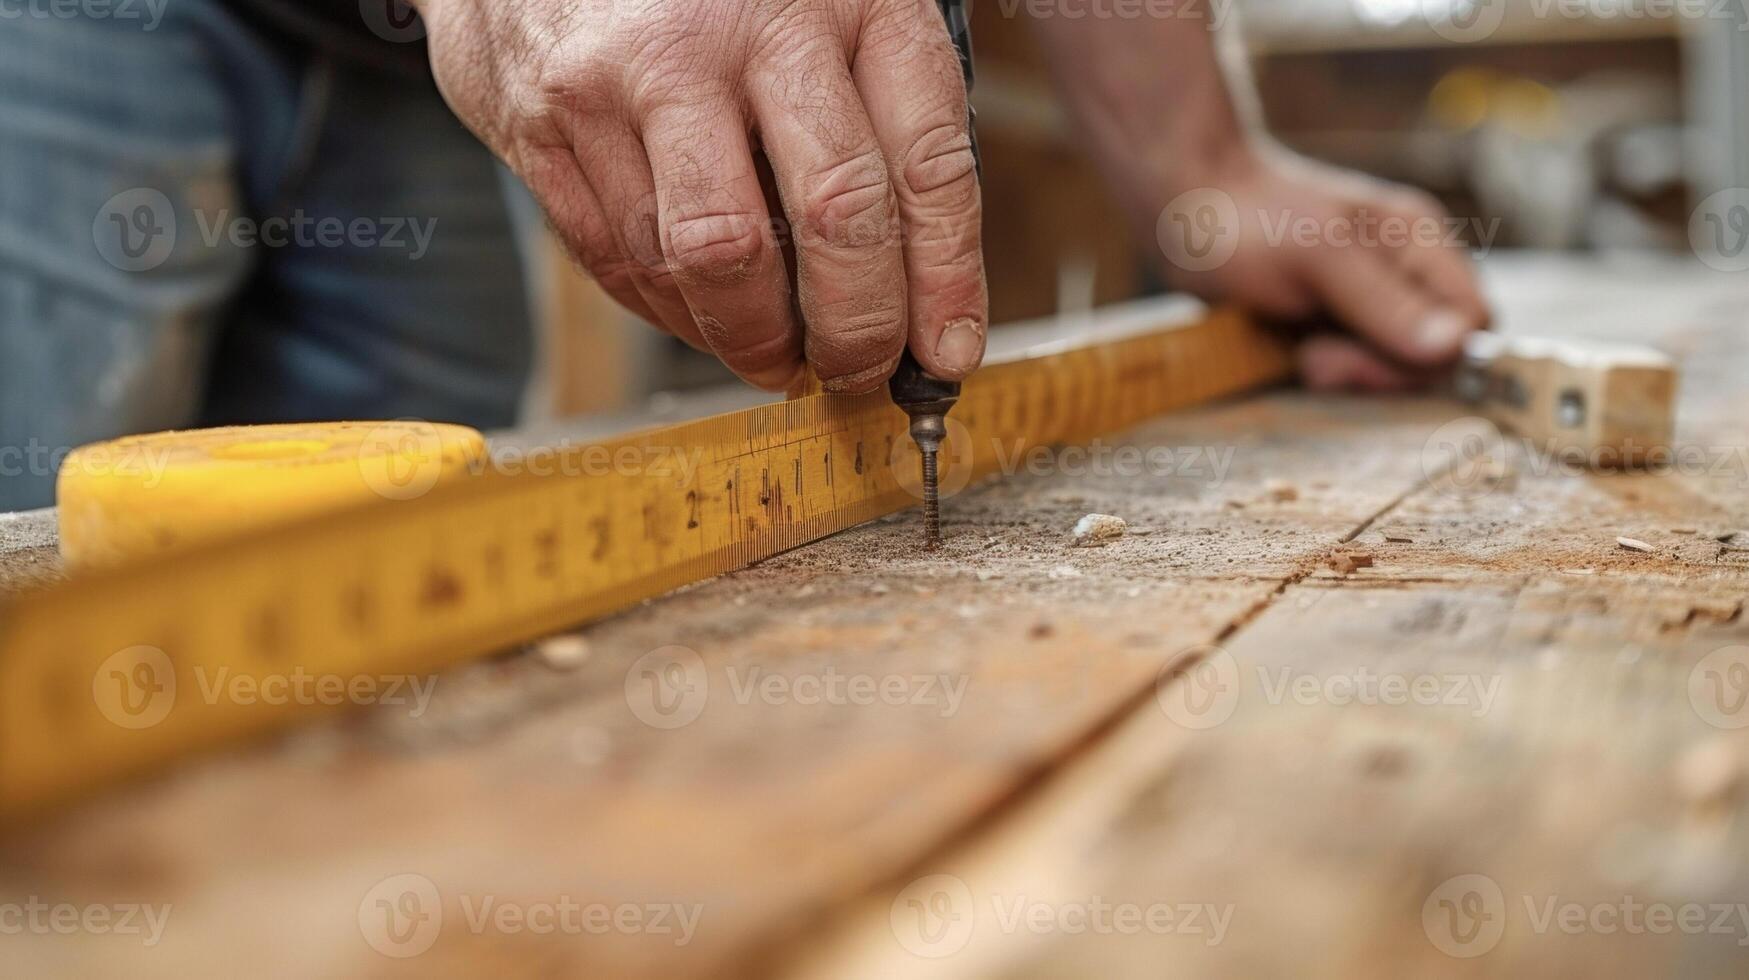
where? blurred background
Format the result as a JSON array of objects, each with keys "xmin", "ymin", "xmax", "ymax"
[{"xmin": 534, "ymin": 0, "xmax": 1740, "ymax": 421}]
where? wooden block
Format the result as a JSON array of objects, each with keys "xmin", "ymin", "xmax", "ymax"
[{"xmin": 1457, "ymin": 332, "xmax": 1678, "ymax": 468}]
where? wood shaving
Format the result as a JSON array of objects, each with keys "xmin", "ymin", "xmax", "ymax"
[
  {"xmin": 1264, "ymin": 481, "xmax": 1299, "ymax": 503},
  {"xmin": 1071, "ymin": 514, "xmax": 1128, "ymax": 547},
  {"xmin": 1616, "ymin": 537, "xmax": 1656, "ymax": 554},
  {"xmin": 1328, "ymin": 551, "xmax": 1376, "ymax": 575},
  {"xmin": 535, "ymin": 634, "xmax": 591, "ymax": 670}
]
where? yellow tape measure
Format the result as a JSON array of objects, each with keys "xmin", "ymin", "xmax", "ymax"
[
  {"xmin": 56, "ymin": 421, "xmax": 490, "ymax": 572},
  {"xmin": 0, "ymin": 306, "xmax": 1291, "ymax": 817}
]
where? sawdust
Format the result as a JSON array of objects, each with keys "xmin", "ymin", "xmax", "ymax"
[
  {"xmin": 0, "ymin": 509, "xmax": 63, "ymax": 597},
  {"xmin": 674, "ymin": 404, "xmax": 1446, "ymax": 646}
]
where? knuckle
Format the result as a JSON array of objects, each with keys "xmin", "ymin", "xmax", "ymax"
[
  {"xmin": 627, "ymin": 62, "xmax": 731, "ymax": 122},
  {"xmin": 750, "ymin": 7, "xmax": 842, "ymax": 76},
  {"xmin": 812, "ymin": 306, "xmax": 906, "ymax": 374},
  {"xmin": 833, "ymin": 306, "xmax": 907, "ymax": 341},
  {"xmin": 815, "ymin": 347, "xmax": 904, "ymax": 392},
  {"xmin": 532, "ymin": 21, "xmax": 728, "ymax": 127},
  {"xmin": 533, "ymin": 50, "xmax": 617, "ymax": 125},
  {"xmin": 613, "ymin": 9, "xmax": 750, "ymax": 117},
  {"xmin": 899, "ymin": 124, "xmax": 978, "ymax": 204},
  {"xmin": 911, "ymin": 248, "xmax": 985, "ymax": 312},
  {"xmin": 906, "ymin": 205, "xmax": 982, "ymax": 256},
  {"xmin": 667, "ymin": 212, "xmax": 769, "ymax": 287},
  {"xmin": 801, "ymin": 149, "xmax": 898, "ymax": 251}
]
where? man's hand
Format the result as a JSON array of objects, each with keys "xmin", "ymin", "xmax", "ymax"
[
  {"xmin": 1031, "ymin": 9, "xmax": 1490, "ymax": 391},
  {"xmin": 414, "ymin": 0, "xmax": 988, "ymax": 392},
  {"xmin": 1158, "ymin": 153, "xmax": 1490, "ymax": 391}
]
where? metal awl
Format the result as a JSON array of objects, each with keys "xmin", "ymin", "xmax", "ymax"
[{"xmin": 888, "ymin": 0, "xmax": 979, "ymax": 549}]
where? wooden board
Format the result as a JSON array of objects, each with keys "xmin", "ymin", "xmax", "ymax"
[
  {"xmin": 785, "ymin": 255, "xmax": 1749, "ymax": 979},
  {"xmin": 2, "ymin": 255, "xmax": 1746, "ymax": 979}
]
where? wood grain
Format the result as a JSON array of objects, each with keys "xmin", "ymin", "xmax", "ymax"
[
  {"xmin": 785, "ymin": 256, "xmax": 1749, "ymax": 980},
  {"xmin": 3, "ymin": 256, "xmax": 1744, "ymax": 979}
]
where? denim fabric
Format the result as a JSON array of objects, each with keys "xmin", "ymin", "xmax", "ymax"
[{"xmin": 0, "ymin": 0, "xmax": 531, "ymax": 510}]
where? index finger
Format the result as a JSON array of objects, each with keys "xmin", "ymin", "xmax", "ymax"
[
  {"xmin": 853, "ymin": 0, "xmax": 988, "ymax": 381},
  {"xmin": 748, "ymin": 34, "xmax": 909, "ymax": 393}
]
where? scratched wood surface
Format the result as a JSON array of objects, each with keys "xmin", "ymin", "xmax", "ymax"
[
  {"xmin": 785, "ymin": 254, "xmax": 1749, "ymax": 980},
  {"xmin": 2, "ymin": 255, "xmax": 1745, "ymax": 978}
]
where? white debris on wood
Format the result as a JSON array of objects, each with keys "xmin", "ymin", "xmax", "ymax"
[
  {"xmin": 536, "ymin": 634, "xmax": 592, "ymax": 671},
  {"xmin": 1048, "ymin": 564, "xmax": 1084, "ymax": 580},
  {"xmin": 1071, "ymin": 514, "xmax": 1128, "ymax": 547},
  {"xmin": 1617, "ymin": 536, "xmax": 1656, "ymax": 554}
]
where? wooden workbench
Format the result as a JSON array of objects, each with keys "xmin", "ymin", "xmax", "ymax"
[{"xmin": 3, "ymin": 254, "xmax": 1746, "ymax": 978}]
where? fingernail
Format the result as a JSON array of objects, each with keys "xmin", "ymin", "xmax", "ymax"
[
  {"xmin": 933, "ymin": 317, "xmax": 986, "ymax": 376},
  {"xmin": 1414, "ymin": 309, "xmax": 1470, "ymax": 360}
]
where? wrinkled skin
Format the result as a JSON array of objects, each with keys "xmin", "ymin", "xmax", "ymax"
[
  {"xmin": 1159, "ymin": 155, "xmax": 1492, "ymax": 392},
  {"xmin": 419, "ymin": 0, "xmax": 1487, "ymax": 396},
  {"xmin": 414, "ymin": 0, "xmax": 987, "ymax": 394}
]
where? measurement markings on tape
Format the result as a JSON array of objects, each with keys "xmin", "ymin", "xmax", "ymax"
[{"xmin": 0, "ymin": 307, "xmax": 1291, "ymax": 816}]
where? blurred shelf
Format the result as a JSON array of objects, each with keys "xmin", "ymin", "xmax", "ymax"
[{"xmin": 1244, "ymin": 4, "xmax": 1685, "ymax": 55}]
